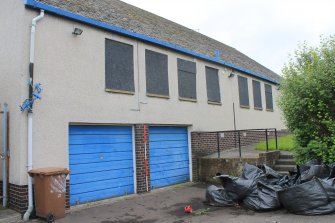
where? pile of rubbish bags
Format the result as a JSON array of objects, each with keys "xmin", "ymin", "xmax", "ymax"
[{"xmin": 205, "ymin": 161, "xmax": 335, "ymax": 215}]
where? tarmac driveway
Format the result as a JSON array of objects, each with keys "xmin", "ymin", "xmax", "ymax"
[{"xmin": 52, "ymin": 183, "xmax": 334, "ymax": 223}]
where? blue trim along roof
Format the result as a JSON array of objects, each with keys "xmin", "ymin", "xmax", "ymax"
[{"xmin": 24, "ymin": 0, "xmax": 280, "ymax": 84}]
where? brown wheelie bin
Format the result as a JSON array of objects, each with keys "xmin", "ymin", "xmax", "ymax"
[{"xmin": 29, "ymin": 167, "xmax": 69, "ymax": 222}]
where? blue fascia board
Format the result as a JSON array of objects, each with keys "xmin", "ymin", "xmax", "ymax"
[{"xmin": 24, "ymin": 0, "xmax": 280, "ymax": 84}]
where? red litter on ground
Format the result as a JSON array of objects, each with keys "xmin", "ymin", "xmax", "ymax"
[{"xmin": 184, "ymin": 205, "xmax": 193, "ymax": 213}]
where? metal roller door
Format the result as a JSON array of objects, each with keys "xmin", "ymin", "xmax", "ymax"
[
  {"xmin": 69, "ymin": 125, "xmax": 134, "ymax": 205},
  {"xmin": 149, "ymin": 126, "xmax": 190, "ymax": 188}
]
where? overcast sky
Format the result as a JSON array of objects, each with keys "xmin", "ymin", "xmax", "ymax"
[{"xmin": 122, "ymin": 0, "xmax": 335, "ymax": 75}]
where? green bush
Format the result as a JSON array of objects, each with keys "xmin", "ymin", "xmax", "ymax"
[{"xmin": 279, "ymin": 36, "xmax": 335, "ymax": 164}]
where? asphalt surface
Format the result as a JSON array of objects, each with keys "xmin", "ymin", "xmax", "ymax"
[{"xmin": 32, "ymin": 183, "xmax": 335, "ymax": 223}]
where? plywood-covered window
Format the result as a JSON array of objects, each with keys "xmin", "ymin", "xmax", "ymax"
[
  {"xmin": 238, "ymin": 76, "xmax": 250, "ymax": 108},
  {"xmin": 145, "ymin": 49, "xmax": 169, "ymax": 97},
  {"xmin": 265, "ymin": 84, "xmax": 274, "ymax": 111},
  {"xmin": 205, "ymin": 66, "xmax": 221, "ymax": 104},
  {"xmin": 252, "ymin": 80, "xmax": 262, "ymax": 110},
  {"xmin": 105, "ymin": 39, "xmax": 134, "ymax": 93},
  {"xmin": 177, "ymin": 58, "xmax": 197, "ymax": 101}
]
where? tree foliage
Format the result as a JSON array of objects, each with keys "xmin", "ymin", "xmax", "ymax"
[{"xmin": 279, "ymin": 36, "xmax": 335, "ymax": 164}]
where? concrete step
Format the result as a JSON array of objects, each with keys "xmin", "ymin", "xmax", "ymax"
[
  {"xmin": 276, "ymin": 159, "xmax": 296, "ymax": 165},
  {"xmin": 273, "ymin": 164, "xmax": 296, "ymax": 172},
  {"xmin": 279, "ymin": 154, "xmax": 294, "ymax": 159}
]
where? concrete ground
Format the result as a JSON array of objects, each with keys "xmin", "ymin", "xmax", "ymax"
[{"xmin": 31, "ymin": 182, "xmax": 335, "ymax": 223}]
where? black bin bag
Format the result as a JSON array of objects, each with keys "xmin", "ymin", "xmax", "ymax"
[
  {"xmin": 278, "ymin": 178, "xmax": 335, "ymax": 215},
  {"xmin": 243, "ymin": 182, "xmax": 282, "ymax": 211},
  {"xmin": 205, "ymin": 185, "xmax": 235, "ymax": 207}
]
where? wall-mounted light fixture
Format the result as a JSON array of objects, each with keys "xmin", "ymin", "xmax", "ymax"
[
  {"xmin": 72, "ymin": 27, "xmax": 83, "ymax": 36},
  {"xmin": 228, "ymin": 72, "xmax": 235, "ymax": 78}
]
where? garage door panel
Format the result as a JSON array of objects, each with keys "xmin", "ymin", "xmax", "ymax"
[
  {"xmin": 70, "ymin": 159, "xmax": 133, "ymax": 174},
  {"xmin": 150, "ymin": 161, "xmax": 189, "ymax": 172},
  {"xmin": 70, "ymin": 151, "xmax": 133, "ymax": 164},
  {"xmin": 69, "ymin": 134, "xmax": 132, "ymax": 145},
  {"xmin": 150, "ymin": 175, "xmax": 190, "ymax": 188},
  {"xmin": 69, "ymin": 143, "xmax": 132, "ymax": 155},
  {"xmin": 149, "ymin": 141, "xmax": 188, "ymax": 149},
  {"xmin": 149, "ymin": 127, "xmax": 187, "ymax": 134},
  {"xmin": 149, "ymin": 126, "xmax": 190, "ymax": 189},
  {"xmin": 70, "ymin": 176, "xmax": 134, "ymax": 194},
  {"xmin": 150, "ymin": 146, "xmax": 188, "ymax": 156},
  {"xmin": 69, "ymin": 125, "xmax": 134, "ymax": 205},
  {"xmin": 150, "ymin": 153, "xmax": 189, "ymax": 164},
  {"xmin": 69, "ymin": 126, "xmax": 131, "ymax": 135},
  {"xmin": 150, "ymin": 167, "xmax": 189, "ymax": 179},
  {"xmin": 149, "ymin": 133, "xmax": 187, "ymax": 142},
  {"xmin": 70, "ymin": 185, "xmax": 134, "ymax": 205},
  {"xmin": 71, "ymin": 169, "xmax": 133, "ymax": 184}
]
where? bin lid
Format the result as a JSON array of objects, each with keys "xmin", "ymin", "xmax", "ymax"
[{"xmin": 28, "ymin": 167, "xmax": 70, "ymax": 176}]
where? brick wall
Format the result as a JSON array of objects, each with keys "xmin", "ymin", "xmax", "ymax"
[
  {"xmin": 66, "ymin": 179, "xmax": 70, "ymax": 209},
  {"xmin": 9, "ymin": 183, "xmax": 28, "ymax": 214},
  {"xmin": 191, "ymin": 130, "xmax": 288, "ymax": 181},
  {"xmin": 198, "ymin": 151, "xmax": 280, "ymax": 183},
  {"xmin": 134, "ymin": 124, "xmax": 150, "ymax": 193}
]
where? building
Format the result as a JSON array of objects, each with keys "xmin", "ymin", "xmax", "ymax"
[{"xmin": 0, "ymin": 0, "xmax": 285, "ymax": 214}]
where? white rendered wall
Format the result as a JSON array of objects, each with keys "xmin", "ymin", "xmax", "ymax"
[{"xmin": 1, "ymin": 2, "xmax": 285, "ymax": 184}]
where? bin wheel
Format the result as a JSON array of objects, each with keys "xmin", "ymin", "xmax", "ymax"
[{"xmin": 46, "ymin": 213, "xmax": 55, "ymax": 223}]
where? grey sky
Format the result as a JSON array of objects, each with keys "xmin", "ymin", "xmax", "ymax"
[{"xmin": 122, "ymin": 0, "xmax": 335, "ymax": 75}]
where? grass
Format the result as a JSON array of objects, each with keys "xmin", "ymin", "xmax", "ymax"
[{"xmin": 255, "ymin": 134, "xmax": 295, "ymax": 151}]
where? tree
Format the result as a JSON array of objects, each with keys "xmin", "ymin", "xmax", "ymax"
[{"xmin": 279, "ymin": 36, "xmax": 335, "ymax": 164}]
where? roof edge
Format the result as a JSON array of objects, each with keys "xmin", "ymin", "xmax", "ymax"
[{"xmin": 24, "ymin": 0, "xmax": 280, "ymax": 84}]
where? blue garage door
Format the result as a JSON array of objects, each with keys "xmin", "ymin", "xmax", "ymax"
[
  {"xmin": 149, "ymin": 126, "xmax": 190, "ymax": 188},
  {"xmin": 69, "ymin": 125, "xmax": 134, "ymax": 205}
]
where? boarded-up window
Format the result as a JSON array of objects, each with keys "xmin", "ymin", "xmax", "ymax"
[
  {"xmin": 105, "ymin": 39, "xmax": 134, "ymax": 93},
  {"xmin": 177, "ymin": 58, "xmax": 197, "ymax": 100},
  {"xmin": 252, "ymin": 80, "xmax": 262, "ymax": 109},
  {"xmin": 205, "ymin": 66, "xmax": 221, "ymax": 103},
  {"xmin": 265, "ymin": 84, "xmax": 274, "ymax": 110},
  {"xmin": 145, "ymin": 49, "xmax": 169, "ymax": 97},
  {"xmin": 238, "ymin": 76, "xmax": 249, "ymax": 107}
]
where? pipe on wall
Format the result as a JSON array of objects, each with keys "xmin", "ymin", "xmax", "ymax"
[
  {"xmin": 2, "ymin": 103, "xmax": 8, "ymax": 207},
  {"xmin": 23, "ymin": 10, "xmax": 44, "ymax": 222}
]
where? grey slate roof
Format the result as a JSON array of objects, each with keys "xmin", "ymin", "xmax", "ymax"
[{"xmin": 34, "ymin": 0, "xmax": 281, "ymax": 82}]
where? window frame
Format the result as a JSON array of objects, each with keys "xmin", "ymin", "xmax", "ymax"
[
  {"xmin": 237, "ymin": 75, "xmax": 250, "ymax": 108},
  {"xmin": 265, "ymin": 83, "xmax": 274, "ymax": 111},
  {"xmin": 252, "ymin": 80, "xmax": 263, "ymax": 110},
  {"xmin": 105, "ymin": 38, "xmax": 135, "ymax": 94},
  {"xmin": 177, "ymin": 58, "xmax": 197, "ymax": 102},
  {"xmin": 205, "ymin": 66, "xmax": 221, "ymax": 105},
  {"xmin": 145, "ymin": 49, "xmax": 170, "ymax": 98}
]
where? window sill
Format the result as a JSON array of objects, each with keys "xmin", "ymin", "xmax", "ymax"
[
  {"xmin": 105, "ymin": 88, "xmax": 135, "ymax": 95},
  {"xmin": 179, "ymin": 97, "xmax": 197, "ymax": 103},
  {"xmin": 266, "ymin": 109, "xmax": 274, "ymax": 112},
  {"xmin": 254, "ymin": 107, "xmax": 263, "ymax": 111},
  {"xmin": 240, "ymin": 105, "xmax": 250, "ymax": 109},
  {"xmin": 146, "ymin": 93, "xmax": 170, "ymax": 99},
  {"xmin": 208, "ymin": 101, "xmax": 222, "ymax": 106}
]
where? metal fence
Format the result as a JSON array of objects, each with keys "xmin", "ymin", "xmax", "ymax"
[{"xmin": 213, "ymin": 128, "xmax": 278, "ymax": 158}]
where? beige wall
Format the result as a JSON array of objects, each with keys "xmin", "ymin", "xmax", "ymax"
[
  {"xmin": 1, "ymin": 0, "xmax": 285, "ymax": 184},
  {"xmin": 0, "ymin": 0, "xmax": 35, "ymax": 185}
]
